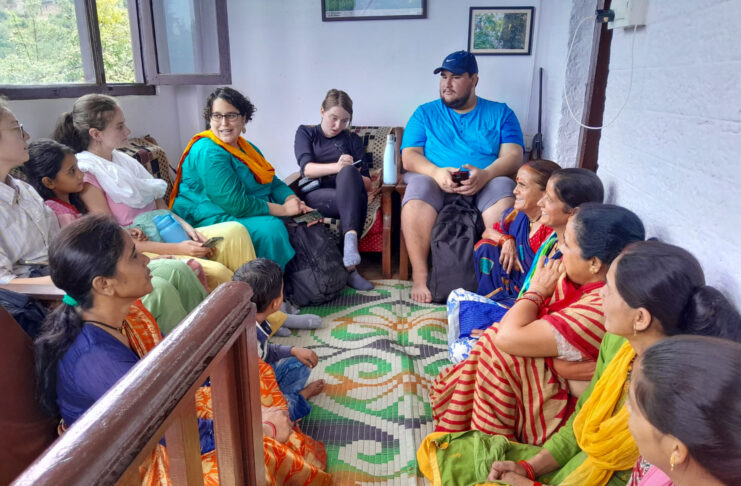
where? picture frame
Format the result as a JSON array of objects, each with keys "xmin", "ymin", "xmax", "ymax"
[
  {"xmin": 468, "ymin": 7, "xmax": 535, "ymax": 55},
  {"xmin": 321, "ymin": 0, "xmax": 427, "ymax": 21}
]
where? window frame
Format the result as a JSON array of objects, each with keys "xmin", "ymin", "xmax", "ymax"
[
  {"xmin": 0, "ymin": 0, "xmax": 231, "ymax": 100},
  {"xmin": 138, "ymin": 0, "xmax": 231, "ymax": 86}
]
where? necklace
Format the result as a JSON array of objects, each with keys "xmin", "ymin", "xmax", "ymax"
[
  {"xmin": 84, "ymin": 319, "xmax": 126, "ymax": 335},
  {"xmin": 528, "ymin": 215, "xmax": 541, "ymax": 231}
]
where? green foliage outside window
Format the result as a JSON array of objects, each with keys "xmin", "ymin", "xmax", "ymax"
[
  {"xmin": 0, "ymin": 0, "xmax": 135, "ymax": 86},
  {"xmin": 97, "ymin": 0, "xmax": 135, "ymax": 83}
]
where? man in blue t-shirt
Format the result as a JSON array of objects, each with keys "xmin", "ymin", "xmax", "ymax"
[{"xmin": 401, "ymin": 50, "xmax": 524, "ymax": 303}]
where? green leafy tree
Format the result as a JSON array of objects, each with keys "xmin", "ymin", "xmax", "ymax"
[
  {"xmin": 0, "ymin": 0, "xmax": 134, "ymax": 86},
  {"xmin": 97, "ymin": 0, "xmax": 135, "ymax": 83}
]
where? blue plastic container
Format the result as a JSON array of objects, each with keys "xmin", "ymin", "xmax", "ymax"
[{"xmin": 153, "ymin": 213, "xmax": 189, "ymax": 243}]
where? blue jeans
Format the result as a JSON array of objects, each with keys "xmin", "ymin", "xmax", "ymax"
[{"xmin": 271, "ymin": 357, "xmax": 312, "ymax": 422}]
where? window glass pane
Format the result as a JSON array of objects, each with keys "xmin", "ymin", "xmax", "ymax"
[
  {"xmin": 151, "ymin": 0, "xmax": 219, "ymax": 75},
  {"xmin": 0, "ymin": 0, "xmax": 91, "ymax": 85},
  {"xmin": 97, "ymin": 0, "xmax": 135, "ymax": 83}
]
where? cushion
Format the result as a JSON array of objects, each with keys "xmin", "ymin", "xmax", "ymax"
[{"xmin": 119, "ymin": 136, "xmax": 175, "ymax": 201}]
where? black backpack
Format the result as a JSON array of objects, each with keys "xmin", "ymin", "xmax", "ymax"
[
  {"xmin": 427, "ymin": 195, "xmax": 485, "ymax": 303},
  {"xmin": 283, "ymin": 220, "xmax": 347, "ymax": 307}
]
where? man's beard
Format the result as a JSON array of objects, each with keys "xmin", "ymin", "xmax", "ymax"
[{"xmin": 441, "ymin": 89, "xmax": 471, "ymax": 109}]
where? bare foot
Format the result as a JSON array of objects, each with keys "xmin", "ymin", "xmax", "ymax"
[
  {"xmin": 411, "ymin": 280, "xmax": 432, "ymax": 303},
  {"xmin": 299, "ymin": 379, "xmax": 325, "ymax": 399}
]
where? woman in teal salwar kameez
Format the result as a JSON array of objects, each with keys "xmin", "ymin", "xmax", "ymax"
[{"xmin": 170, "ymin": 87, "xmax": 313, "ymax": 269}]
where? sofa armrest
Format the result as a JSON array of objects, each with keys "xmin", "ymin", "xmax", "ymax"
[{"xmin": 284, "ymin": 171, "xmax": 301, "ymax": 192}]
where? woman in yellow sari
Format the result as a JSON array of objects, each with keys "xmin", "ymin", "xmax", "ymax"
[
  {"xmin": 34, "ymin": 214, "xmax": 330, "ymax": 485},
  {"xmin": 418, "ymin": 241, "xmax": 741, "ymax": 486}
]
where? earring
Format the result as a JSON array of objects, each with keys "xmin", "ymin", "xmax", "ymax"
[
  {"xmin": 670, "ymin": 453, "xmax": 675, "ymax": 471},
  {"xmin": 241, "ymin": 127, "xmax": 246, "ymax": 134},
  {"xmin": 633, "ymin": 322, "xmax": 637, "ymax": 336}
]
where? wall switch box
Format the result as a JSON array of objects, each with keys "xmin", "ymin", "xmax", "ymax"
[{"xmin": 608, "ymin": 0, "xmax": 647, "ymax": 29}]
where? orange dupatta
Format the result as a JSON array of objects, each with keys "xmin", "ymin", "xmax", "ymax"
[{"xmin": 168, "ymin": 130, "xmax": 275, "ymax": 208}]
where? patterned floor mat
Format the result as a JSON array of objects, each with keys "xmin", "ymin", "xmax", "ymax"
[{"xmin": 275, "ymin": 280, "xmax": 448, "ymax": 485}]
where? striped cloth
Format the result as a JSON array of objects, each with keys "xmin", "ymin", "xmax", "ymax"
[
  {"xmin": 0, "ymin": 176, "xmax": 59, "ymax": 282},
  {"xmin": 123, "ymin": 301, "xmax": 330, "ymax": 485},
  {"xmin": 429, "ymin": 274, "xmax": 606, "ymax": 446},
  {"xmin": 260, "ymin": 360, "xmax": 331, "ymax": 485}
]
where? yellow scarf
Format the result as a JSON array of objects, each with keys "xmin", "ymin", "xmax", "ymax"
[
  {"xmin": 168, "ymin": 130, "xmax": 275, "ymax": 208},
  {"xmin": 561, "ymin": 341, "xmax": 639, "ymax": 486}
]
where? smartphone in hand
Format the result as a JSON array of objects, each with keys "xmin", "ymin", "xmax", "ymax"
[
  {"xmin": 293, "ymin": 210, "xmax": 323, "ymax": 224},
  {"xmin": 450, "ymin": 170, "xmax": 470, "ymax": 183},
  {"xmin": 203, "ymin": 236, "xmax": 224, "ymax": 248}
]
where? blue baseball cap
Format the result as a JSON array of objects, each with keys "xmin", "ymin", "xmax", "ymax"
[{"xmin": 433, "ymin": 50, "xmax": 478, "ymax": 75}]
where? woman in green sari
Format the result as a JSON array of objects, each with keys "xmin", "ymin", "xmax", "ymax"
[{"xmin": 418, "ymin": 241, "xmax": 741, "ymax": 486}]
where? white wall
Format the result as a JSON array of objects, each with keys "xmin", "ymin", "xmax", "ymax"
[
  {"xmin": 524, "ymin": 0, "xmax": 572, "ymax": 162},
  {"xmin": 556, "ymin": 0, "xmax": 599, "ymax": 166},
  {"xmin": 8, "ymin": 87, "xmax": 183, "ymax": 162},
  {"xmin": 10, "ymin": 1, "xmax": 580, "ymax": 176},
  {"xmin": 597, "ymin": 0, "xmax": 741, "ymax": 305},
  {"xmin": 220, "ymin": 0, "xmax": 570, "ymax": 177}
]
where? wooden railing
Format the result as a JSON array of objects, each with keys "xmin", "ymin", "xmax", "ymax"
[
  {"xmin": 0, "ymin": 283, "xmax": 64, "ymax": 302},
  {"xmin": 12, "ymin": 282, "xmax": 264, "ymax": 486}
]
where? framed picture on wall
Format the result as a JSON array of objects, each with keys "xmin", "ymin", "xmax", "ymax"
[
  {"xmin": 322, "ymin": 0, "xmax": 427, "ymax": 21},
  {"xmin": 468, "ymin": 7, "xmax": 535, "ymax": 55}
]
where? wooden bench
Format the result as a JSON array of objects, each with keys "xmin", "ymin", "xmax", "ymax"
[{"xmin": 13, "ymin": 282, "xmax": 264, "ymax": 486}]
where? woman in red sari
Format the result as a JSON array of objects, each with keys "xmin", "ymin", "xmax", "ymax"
[
  {"xmin": 430, "ymin": 204, "xmax": 645, "ymax": 446},
  {"xmin": 34, "ymin": 215, "xmax": 330, "ymax": 485}
]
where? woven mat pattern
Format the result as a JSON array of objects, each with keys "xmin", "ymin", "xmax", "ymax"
[{"xmin": 276, "ymin": 280, "xmax": 448, "ymax": 485}]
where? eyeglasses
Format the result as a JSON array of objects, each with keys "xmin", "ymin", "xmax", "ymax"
[
  {"xmin": 210, "ymin": 112, "xmax": 242, "ymax": 122},
  {"xmin": 0, "ymin": 122, "xmax": 26, "ymax": 138}
]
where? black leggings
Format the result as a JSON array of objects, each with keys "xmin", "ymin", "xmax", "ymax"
[{"xmin": 303, "ymin": 165, "xmax": 367, "ymax": 236}]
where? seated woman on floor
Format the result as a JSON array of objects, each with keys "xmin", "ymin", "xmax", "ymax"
[
  {"xmin": 52, "ymin": 94, "xmax": 317, "ymax": 332},
  {"xmin": 294, "ymin": 89, "xmax": 374, "ymax": 290},
  {"xmin": 435, "ymin": 241, "xmax": 741, "ymax": 486},
  {"xmin": 34, "ymin": 215, "xmax": 331, "ymax": 485},
  {"xmin": 447, "ymin": 167, "xmax": 604, "ymax": 363},
  {"xmin": 626, "ymin": 336, "xmax": 741, "ymax": 486},
  {"xmin": 474, "ymin": 159, "xmax": 560, "ymax": 298},
  {"xmin": 0, "ymin": 100, "xmax": 204, "ymax": 335},
  {"xmin": 432, "ymin": 203, "xmax": 645, "ymax": 446},
  {"xmin": 170, "ymin": 86, "xmax": 312, "ymax": 271}
]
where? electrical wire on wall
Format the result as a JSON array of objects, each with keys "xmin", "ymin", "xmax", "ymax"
[{"xmin": 563, "ymin": 15, "xmax": 638, "ymax": 130}]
